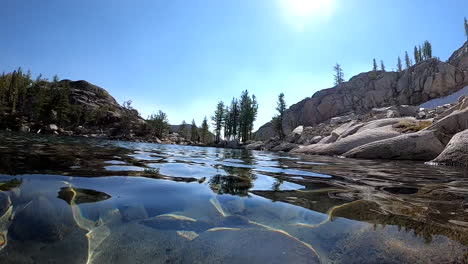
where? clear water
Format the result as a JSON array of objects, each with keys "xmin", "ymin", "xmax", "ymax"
[{"xmin": 0, "ymin": 131, "xmax": 467, "ymax": 263}]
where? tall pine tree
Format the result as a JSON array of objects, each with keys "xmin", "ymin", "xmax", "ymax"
[
  {"xmin": 273, "ymin": 93, "xmax": 287, "ymax": 139},
  {"xmin": 423, "ymin": 40, "xmax": 432, "ymax": 60},
  {"xmin": 397, "ymin": 56, "xmax": 403, "ymax": 72},
  {"xmin": 380, "ymin": 60, "xmax": 386, "ymax": 72},
  {"xmin": 465, "ymin": 17, "xmax": 468, "ymax": 40},
  {"xmin": 191, "ymin": 119, "xmax": 198, "ymax": 142},
  {"xmin": 405, "ymin": 51, "xmax": 412, "ymax": 69},
  {"xmin": 200, "ymin": 116, "xmax": 210, "ymax": 143},
  {"xmin": 333, "ymin": 63, "xmax": 344, "ymax": 85},
  {"xmin": 414, "ymin": 46, "xmax": 420, "ymax": 63},
  {"xmin": 211, "ymin": 101, "xmax": 225, "ymax": 142}
]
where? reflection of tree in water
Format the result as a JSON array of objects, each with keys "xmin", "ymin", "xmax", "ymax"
[
  {"xmin": 271, "ymin": 178, "xmax": 283, "ymax": 191},
  {"xmin": 331, "ymin": 200, "xmax": 468, "ymax": 246},
  {"xmin": 218, "ymin": 148, "xmax": 256, "ymax": 166},
  {"xmin": 209, "ymin": 175, "xmax": 252, "ymax": 196}
]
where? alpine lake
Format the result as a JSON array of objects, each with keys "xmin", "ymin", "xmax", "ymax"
[{"xmin": 0, "ymin": 131, "xmax": 467, "ymax": 264}]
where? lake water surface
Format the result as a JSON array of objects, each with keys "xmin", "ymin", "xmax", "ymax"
[{"xmin": 0, "ymin": 132, "xmax": 467, "ymax": 263}]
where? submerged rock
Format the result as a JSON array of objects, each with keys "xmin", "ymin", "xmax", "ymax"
[{"xmin": 10, "ymin": 196, "xmax": 75, "ymax": 242}]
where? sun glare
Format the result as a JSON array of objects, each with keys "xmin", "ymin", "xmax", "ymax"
[{"xmin": 279, "ymin": 0, "xmax": 334, "ymax": 30}]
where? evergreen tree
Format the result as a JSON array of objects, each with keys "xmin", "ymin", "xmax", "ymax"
[
  {"xmin": 56, "ymin": 83, "xmax": 70, "ymax": 127},
  {"xmin": 179, "ymin": 120, "xmax": 188, "ymax": 139},
  {"xmin": 380, "ymin": 60, "xmax": 386, "ymax": 72},
  {"xmin": 418, "ymin": 45, "xmax": 423, "ymax": 62},
  {"xmin": 423, "ymin": 40, "xmax": 432, "ymax": 59},
  {"xmin": 273, "ymin": 93, "xmax": 287, "ymax": 139},
  {"xmin": 222, "ymin": 106, "xmax": 231, "ymax": 139},
  {"xmin": 249, "ymin": 95, "xmax": 258, "ymax": 139},
  {"xmin": 238, "ymin": 90, "xmax": 257, "ymax": 142},
  {"xmin": 405, "ymin": 51, "xmax": 412, "ymax": 69},
  {"xmin": 414, "ymin": 46, "xmax": 420, "ymax": 63},
  {"xmin": 465, "ymin": 17, "xmax": 468, "ymax": 40},
  {"xmin": 373, "ymin": 59, "xmax": 378, "ymax": 72},
  {"xmin": 211, "ymin": 101, "xmax": 225, "ymax": 143},
  {"xmin": 230, "ymin": 98, "xmax": 240, "ymax": 139},
  {"xmin": 333, "ymin": 63, "xmax": 344, "ymax": 85},
  {"xmin": 147, "ymin": 110, "xmax": 169, "ymax": 138},
  {"xmin": 397, "ymin": 56, "xmax": 403, "ymax": 72},
  {"xmin": 200, "ymin": 116, "xmax": 210, "ymax": 143},
  {"xmin": 191, "ymin": 119, "xmax": 199, "ymax": 142}
]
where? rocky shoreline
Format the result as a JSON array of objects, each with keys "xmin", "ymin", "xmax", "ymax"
[{"xmin": 244, "ymin": 96, "xmax": 468, "ymax": 166}]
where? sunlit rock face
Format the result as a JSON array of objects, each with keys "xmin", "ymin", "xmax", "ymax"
[{"xmin": 256, "ymin": 41, "xmax": 468, "ymax": 140}]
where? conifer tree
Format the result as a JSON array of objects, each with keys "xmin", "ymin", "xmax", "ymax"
[
  {"xmin": 373, "ymin": 59, "xmax": 378, "ymax": 72},
  {"xmin": 179, "ymin": 120, "xmax": 188, "ymax": 139},
  {"xmin": 397, "ymin": 56, "xmax": 403, "ymax": 72},
  {"xmin": 418, "ymin": 45, "xmax": 423, "ymax": 61},
  {"xmin": 405, "ymin": 51, "xmax": 412, "ymax": 69},
  {"xmin": 273, "ymin": 93, "xmax": 287, "ymax": 139},
  {"xmin": 191, "ymin": 119, "xmax": 198, "ymax": 142},
  {"xmin": 56, "ymin": 83, "xmax": 71, "ymax": 127},
  {"xmin": 414, "ymin": 46, "xmax": 420, "ymax": 63},
  {"xmin": 222, "ymin": 106, "xmax": 231, "ymax": 139},
  {"xmin": 465, "ymin": 17, "xmax": 468, "ymax": 40},
  {"xmin": 201, "ymin": 116, "xmax": 209, "ymax": 143},
  {"xmin": 238, "ymin": 90, "xmax": 257, "ymax": 142},
  {"xmin": 333, "ymin": 63, "xmax": 344, "ymax": 85},
  {"xmin": 423, "ymin": 40, "xmax": 432, "ymax": 59},
  {"xmin": 229, "ymin": 98, "xmax": 239, "ymax": 139},
  {"xmin": 211, "ymin": 101, "xmax": 225, "ymax": 142},
  {"xmin": 380, "ymin": 60, "xmax": 386, "ymax": 72},
  {"xmin": 148, "ymin": 110, "xmax": 169, "ymax": 138}
]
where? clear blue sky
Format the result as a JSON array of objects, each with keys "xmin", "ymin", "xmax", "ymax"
[{"xmin": 1, "ymin": 0, "xmax": 467, "ymax": 129}]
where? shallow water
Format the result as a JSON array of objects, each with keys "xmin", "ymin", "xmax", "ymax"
[{"xmin": 0, "ymin": 131, "xmax": 467, "ymax": 263}]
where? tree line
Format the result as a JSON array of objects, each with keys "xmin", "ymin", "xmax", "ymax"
[
  {"xmin": 332, "ymin": 17, "xmax": 467, "ymax": 85},
  {"xmin": 0, "ymin": 68, "xmax": 81, "ymax": 129},
  {"xmin": 207, "ymin": 90, "xmax": 258, "ymax": 143}
]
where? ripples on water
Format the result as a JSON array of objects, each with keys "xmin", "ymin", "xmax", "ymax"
[{"xmin": 0, "ymin": 131, "xmax": 467, "ymax": 263}]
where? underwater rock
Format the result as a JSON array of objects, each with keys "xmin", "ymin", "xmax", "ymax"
[
  {"xmin": 10, "ymin": 196, "xmax": 74, "ymax": 242},
  {"xmin": 58, "ymin": 187, "xmax": 111, "ymax": 205}
]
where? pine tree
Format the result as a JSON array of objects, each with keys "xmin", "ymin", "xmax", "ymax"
[
  {"xmin": 414, "ymin": 46, "xmax": 420, "ymax": 63},
  {"xmin": 201, "ymin": 116, "xmax": 209, "ymax": 143},
  {"xmin": 179, "ymin": 120, "xmax": 188, "ymax": 139},
  {"xmin": 56, "ymin": 83, "xmax": 71, "ymax": 127},
  {"xmin": 418, "ymin": 45, "xmax": 423, "ymax": 62},
  {"xmin": 238, "ymin": 90, "xmax": 258, "ymax": 142},
  {"xmin": 397, "ymin": 56, "xmax": 403, "ymax": 72},
  {"xmin": 222, "ymin": 106, "xmax": 231, "ymax": 140},
  {"xmin": 249, "ymin": 95, "xmax": 258, "ymax": 139},
  {"xmin": 373, "ymin": 59, "xmax": 378, "ymax": 72},
  {"xmin": 380, "ymin": 60, "xmax": 386, "ymax": 72},
  {"xmin": 148, "ymin": 110, "xmax": 169, "ymax": 138},
  {"xmin": 465, "ymin": 17, "xmax": 468, "ymax": 40},
  {"xmin": 211, "ymin": 101, "xmax": 225, "ymax": 143},
  {"xmin": 31, "ymin": 74, "xmax": 45, "ymax": 121},
  {"xmin": 423, "ymin": 40, "xmax": 432, "ymax": 59},
  {"xmin": 191, "ymin": 119, "xmax": 198, "ymax": 142},
  {"xmin": 333, "ymin": 63, "xmax": 344, "ymax": 86},
  {"xmin": 405, "ymin": 51, "xmax": 412, "ymax": 69},
  {"xmin": 229, "ymin": 98, "xmax": 239, "ymax": 139},
  {"xmin": 273, "ymin": 93, "xmax": 287, "ymax": 139}
]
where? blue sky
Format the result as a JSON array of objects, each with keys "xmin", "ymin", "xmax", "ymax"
[{"xmin": 1, "ymin": 0, "xmax": 467, "ymax": 129}]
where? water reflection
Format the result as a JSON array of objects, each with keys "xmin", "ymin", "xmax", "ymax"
[{"xmin": 0, "ymin": 131, "xmax": 467, "ymax": 263}]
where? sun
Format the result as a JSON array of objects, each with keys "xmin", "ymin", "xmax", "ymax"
[{"xmin": 278, "ymin": 0, "xmax": 334, "ymax": 30}]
